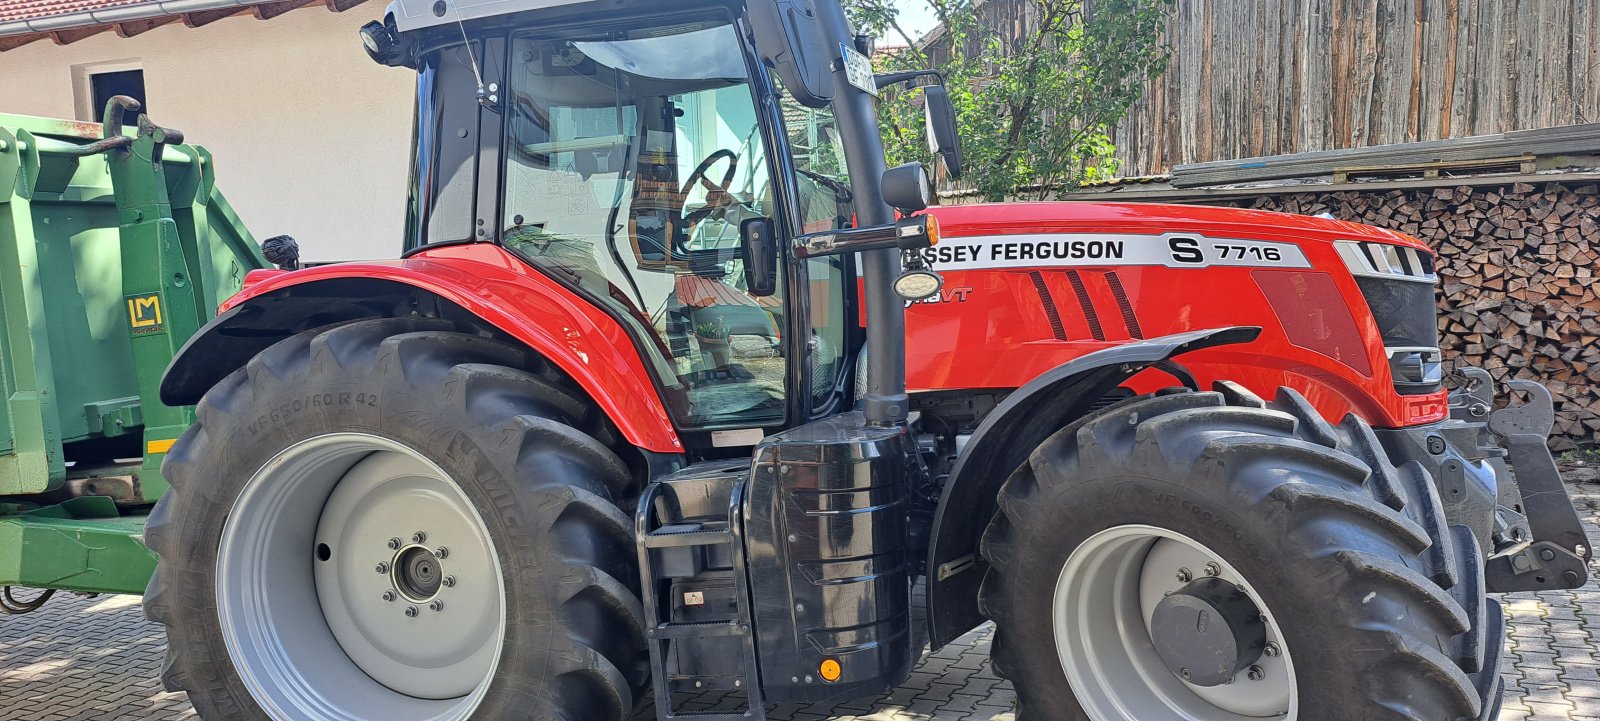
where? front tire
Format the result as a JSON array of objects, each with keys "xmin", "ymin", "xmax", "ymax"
[
  {"xmin": 980, "ymin": 385, "xmax": 1494, "ymax": 721},
  {"xmin": 143, "ymin": 319, "xmax": 648, "ymax": 721}
]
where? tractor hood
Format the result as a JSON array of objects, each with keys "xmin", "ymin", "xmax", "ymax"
[{"xmin": 903, "ymin": 202, "xmax": 1445, "ymax": 429}]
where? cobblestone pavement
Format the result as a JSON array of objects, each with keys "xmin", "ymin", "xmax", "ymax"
[{"xmin": 3, "ymin": 485, "xmax": 1597, "ymax": 721}]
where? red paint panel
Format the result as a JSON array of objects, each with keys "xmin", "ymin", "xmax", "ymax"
[
  {"xmin": 1252, "ymin": 269, "xmax": 1374, "ymax": 377},
  {"xmin": 911, "ymin": 202, "xmax": 1447, "ymax": 428},
  {"xmin": 221, "ymin": 243, "xmax": 683, "ymax": 453}
]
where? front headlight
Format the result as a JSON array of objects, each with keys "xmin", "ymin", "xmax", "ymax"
[{"xmin": 1335, "ymin": 240, "xmax": 1443, "ymax": 395}]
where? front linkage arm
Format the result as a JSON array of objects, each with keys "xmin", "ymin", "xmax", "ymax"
[{"xmin": 1459, "ymin": 373, "xmax": 1593, "ymax": 591}]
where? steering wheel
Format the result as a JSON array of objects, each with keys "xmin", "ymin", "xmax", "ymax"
[{"xmin": 681, "ymin": 149, "xmax": 741, "ymax": 227}]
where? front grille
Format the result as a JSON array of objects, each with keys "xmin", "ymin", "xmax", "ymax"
[
  {"xmin": 1336, "ymin": 240, "xmax": 1442, "ymax": 395},
  {"xmin": 1335, "ymin": 240, "xmax": 1437, "ymax": 282}
]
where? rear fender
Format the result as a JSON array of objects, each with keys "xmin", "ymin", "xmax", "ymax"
[
  {"xmin": 160, "ymin": 244, "xmax": 683, "ymax": 453},
  {"xmin": 924, "ymin": 326, "xmax": 1262, "ymax": 648}
]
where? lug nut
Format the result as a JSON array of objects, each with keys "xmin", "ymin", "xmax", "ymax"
[
  {"xmin": 375, "ymin": 562, "xmax": 390, "ymax": 574},
  {"xmin": 405, "ymin": 605, "xmax": 419, "ymax": 618},
  {"xmin": 387, "ymin": 537, "xmax": 402, "ymax": 550},
  {"xmin": 1203, "ymin": 562, "xmax": 1221, "ymax": 577},
  {"xmin": 382, "ymin": 590, "xmax": 397, "ymax": 603},
  {"xmin": 443, "ymin": 575, "xmax": 457, "ymax": 588},
  {"xmin": 1176, "ymin": 568, "xmax": 1193, "ymax": 583},
  {"xmin": 412, "ymin": 531, "xmax": 428, "ymax": 544},
  {"xmin": 1180, "ymin": 668, "xmax": 1192, "ymax": 680},
  {"xmin": 1264, "ymin": 642, "xmax": 1281, "ymax": 657},
  {"xmin": 429, "ymin": 599, "xmax": 445, "ymax": 612},
  {"xmin": 1247, "ymin": 665, "xmax": 1265, "ymax": 681},
  {"xmin": 435, "ymin": 547, "xmax": 449, "ymax": 559}
]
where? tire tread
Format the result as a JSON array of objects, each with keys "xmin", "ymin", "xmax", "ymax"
[{"xmin": 145, "ymin": 319, "xmax": 647, "ymax": 721}]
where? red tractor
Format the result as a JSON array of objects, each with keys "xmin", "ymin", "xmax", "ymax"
[{"xmin": 143, "ymin": 1, "xmax": 1588, "ymax": 719}]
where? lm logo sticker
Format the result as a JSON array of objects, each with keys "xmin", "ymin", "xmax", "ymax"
[{"xmin": 126, "ymin": 293, "xmax": 165, "ymax": 335}]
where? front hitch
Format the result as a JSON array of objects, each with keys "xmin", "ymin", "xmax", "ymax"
[{"xmin": 1457, "ymin": 371, "xmax": 1593, "ymax": 591}]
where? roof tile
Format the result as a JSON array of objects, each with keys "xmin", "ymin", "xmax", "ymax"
[{"xmin": 0, "ymin": 0, "xmax": 153, "ymax": 24}]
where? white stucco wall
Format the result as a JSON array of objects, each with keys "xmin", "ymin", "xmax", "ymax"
[{"xmin": 0, "ymin": 8, "xmax": 415, "ymax": 262}]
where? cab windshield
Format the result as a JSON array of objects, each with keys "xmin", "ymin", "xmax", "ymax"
[{"xmin": 501, "ymin": 18, "xmax": 786, "ymax": 429}]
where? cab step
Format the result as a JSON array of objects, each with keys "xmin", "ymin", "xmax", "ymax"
[{"xmin": 636, "ymin": 461, "xmax": 766, "ymax": 721}]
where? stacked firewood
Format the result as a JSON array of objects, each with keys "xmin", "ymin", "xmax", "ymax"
[{"xmin": 1208, "ymin": 182, "xmax": 1600, "ymax": 451}]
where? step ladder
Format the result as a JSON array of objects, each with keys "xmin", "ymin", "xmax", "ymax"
[{"xmin": 636, "ymin": 469, "xmax": 766, "ymax": 721}]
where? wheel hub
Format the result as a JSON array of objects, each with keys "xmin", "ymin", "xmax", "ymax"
[
  {"xmin": 393, "ymin": 545, "xmax": 444, "ymax": 602},
  {"xmin": 315, "ymin": 452, "xmax": 501, "ymax": 700},
  {"xmin": 1149, "ymin": 577, "xmax": 1266, "ymax": 686}
]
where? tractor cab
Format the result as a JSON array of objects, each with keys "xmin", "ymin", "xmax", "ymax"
[{"xmin": 364, "ymin": 0, "xmax": 957, "ymax": 437}]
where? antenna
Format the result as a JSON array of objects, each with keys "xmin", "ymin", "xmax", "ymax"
[{"xmin": 445, "ymin": 0, "xmax": 492, "ymax": 106}]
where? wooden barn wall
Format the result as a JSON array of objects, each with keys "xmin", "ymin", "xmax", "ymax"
[{"xmin": 1113, "ymin": 0, "xmax": 1600, "ymax": 176}]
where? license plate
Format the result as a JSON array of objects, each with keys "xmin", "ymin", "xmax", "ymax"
[{"xmin": 840, "ymin": 43, "xmax": 878, "ymax": 97}]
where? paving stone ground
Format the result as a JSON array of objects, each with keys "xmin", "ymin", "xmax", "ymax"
[{"xmin": 3, "ymin": 485, "xmax": 1598, "ymax": 721}]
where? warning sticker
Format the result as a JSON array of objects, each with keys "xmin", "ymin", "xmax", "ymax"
[{"xmin": 904, "ymin": 233, "xmax": 1311, "ymax": 271}]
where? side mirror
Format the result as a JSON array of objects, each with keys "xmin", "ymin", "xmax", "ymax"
[
  {"xmin": 747, "ymin": 0, "xmax": 836, "ymax": 109},
  {"xmin": 922, "ymin": 85, "xmax": 964, "ymax": 180},
  {"xmin": 741, "ymin": 217, "xmax": 779, "ymax": 297}
]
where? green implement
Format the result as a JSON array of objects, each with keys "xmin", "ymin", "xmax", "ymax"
[{"xmin": 0, "ymin": 98, "xmax": 268, "ymax": 596}]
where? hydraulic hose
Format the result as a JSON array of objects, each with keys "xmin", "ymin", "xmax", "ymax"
[{"xmin": 0, "ymin": 587, "xmax": 56, "ymax": 614}]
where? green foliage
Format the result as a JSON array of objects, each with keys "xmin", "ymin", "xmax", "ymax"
[
  {"xmin": 851, "ymin": 0, "xmax": 1173, "ymax": 201},
  {"xmin": 695, "ymin": 320, "xmax": 729, "ymax": 340}
]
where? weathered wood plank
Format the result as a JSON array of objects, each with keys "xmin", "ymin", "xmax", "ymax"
[
  {"xmin": 1408, "ymin": 0, "xmax": 1433, "ymax": 141},
  {"xmin": 1434, "ymin": 0, "xmax": 1460, "ymax": 139},
  {"xmin": 1572, "ymin": 0, "xmax": 1591, "ymax": 123},
  {"xmin": 1299, "ymin": 0, "xmax": 1334, "ymax": 153},
  {"xmin": 1111, "ymin": 0, "xmax": 1600, "ymax": 174}
]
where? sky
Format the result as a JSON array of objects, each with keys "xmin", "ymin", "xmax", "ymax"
[{"xmin": 880, "ymin": 0, "xmax": 942, "ymax": 44}]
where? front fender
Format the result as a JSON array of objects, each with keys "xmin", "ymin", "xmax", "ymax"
[
  {"xmin": 160, "ymin": 243, "xmax": 683, "ymax": 453},
  {"xmin": 924, "ymin": 326, "xmax": 1261, "ymax": 649}
]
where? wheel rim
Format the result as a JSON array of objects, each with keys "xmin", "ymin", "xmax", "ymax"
[
  {"xmin": 1054, "ymin": 524, "xmax": 1297, "ymax": 721},
  {"xmin": 217, "ymin": 433, "xmax": 506, "ymax": 721}
]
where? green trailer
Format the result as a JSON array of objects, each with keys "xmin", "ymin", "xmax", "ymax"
[{"xmin": 0, "ymin": 100, "xmax": 269, "ymax": 603}]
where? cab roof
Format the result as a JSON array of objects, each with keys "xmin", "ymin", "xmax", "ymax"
[{"xmin": 389, "ymin": 0, "xmax": 704, "ymax": 33}]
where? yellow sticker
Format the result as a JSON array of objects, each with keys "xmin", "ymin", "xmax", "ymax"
[
  {"xmin": 146, "ymin": 438, "xmax": 176, "ymax": 454},
  {"xmin": 126, "ymin": 293, "xmax": 165, "ymax": 335}
]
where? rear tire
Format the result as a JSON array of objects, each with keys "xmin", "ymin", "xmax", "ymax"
[
  {"xmin": 143, "ymin": 318, "xmax": 648, "ymax": 721},
  {"xmin": 980, "ymin": 385, "xmax": 1494, "ymax": 721}
]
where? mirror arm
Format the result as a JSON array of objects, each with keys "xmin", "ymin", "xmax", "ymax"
[
  {"xmin": 794, "ymin": 216, "xmax": 935, "ymax": 259},
  {"xmin": 873, "ymin": 69, "xmax": 945, "ymax": 88}
]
